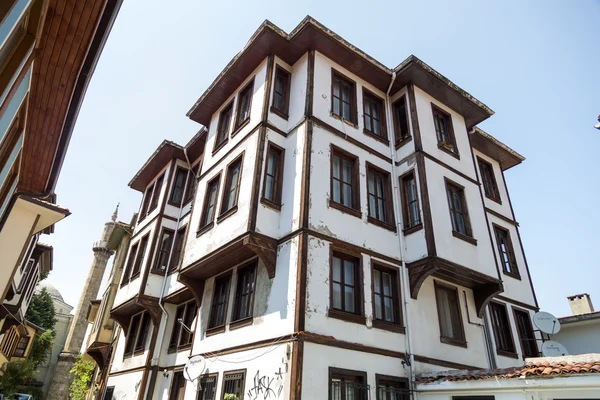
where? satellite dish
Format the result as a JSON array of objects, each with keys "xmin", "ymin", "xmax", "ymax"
[
  {"xmin": 184, "ymin": 355, "xmax": 205, "ymax": 382},
  {"xmin": 533, "ymin": 311, "xmax": 561, "ymax": 334},
  {"xmin": 541, "ymin": 340, "xmax": 569, "ymax": 357}
]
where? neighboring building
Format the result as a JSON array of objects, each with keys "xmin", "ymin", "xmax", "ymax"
[
  {"xmin": 0, "ymin": 319, "xmax": 44, "ymax": 367},
  {"xmin": 0, "ymin": 0, "xmax": 123, "ymax": 313},
  {"xmin": 552, "ymin": 294, "xmax": 600, "ymax": 356},
  {"xmin": 103, "ymin": 16, "xmax": 542, "ymax": 400},
  {"xmin": 34, "ymin": 282, "xmax": 74, "ymax": 396}
]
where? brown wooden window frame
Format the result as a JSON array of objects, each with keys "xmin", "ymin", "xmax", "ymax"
[
  {"xmin": 214, "ymin": 101, "xmax": 234, "ymax": 153},
  {"xmin": 445, "ymin": 178, "xmax": 476, "ymax": 245},
  {"xmin": 231, "ymin": 259, "xmax": 258, "ymax": 327},
  {"xmin": 434, "ymin": 281, "xmax": 467, "ymax": 347},
  {"xmin": 169, "ymin": 167, "xmax": 188, "ymax": 206},
  {"xmin": 493, "ymin": 224, "xmax": 520, "ymax": 278},
  {"xmin": 330, "ymin": 145, "xmax": 361, "ymax": 218},
  {"xmin": 153, "ymin": 227, "xmax": 175, "ymax": 273},
  {"xmin": 328, "ymin": 367, "xmax": 369, "ymax": 400},
  {"xmin": 366, "ymin": 162, "xmax": 396, "ymax": 231},
  {"xmin": 183, "ymin": 164, "xmax": 199, "ymax": 204},
  {"xmin": 271, "ymin": 65, "xmax": 291, "ymax": 119},
  {"xmin": 12, "ymin": 336, "xmax": 29, "ymax": 358},
  {"xmin": 512, "ymin": 307, "xmax": 538, "ymax": 358},
  {"xmin": 489, "ymin": 301, "xmax": 517, "ymax": 358},
  {"xmin": 207, "ymin": 272, "xmax": 232, "ymax": 334},
  {"xmin": 329, "ymin": 248, "xmax": 365, "ymax": 325},
  {"xmin": 393, "ymin": 95, "xmax": 411, "ymax": 148},
  {"xmin": 169, "ymin": 225, "xmax": 187, "ymax": 272},
  {"xmin": 432, "ymin": 103, "xmax": 459, "ymax": 158},
  {"xmin": 399, "ymin": 170, "xmax": 422, "ymax": 234},
  {"xmin": 452, "ymin": 397, "xmax": 495, "ymax": 400},
  {"xmin": 375, "ymin": 374, "xmax": 409, "ymax": 400},
  {"xmin": 129, "ymin": 234, "xmax": 150, "ymax": 280},
  {"xmin": 169, "ymin": 370, "xmax": 186, "ymax": 400},
  {"xmin": 261, "ymin": 142, "xmax": 285, "ymax": 210},
  {"xmin": 331, "ymin": 69, "xmax": 358, "ymax": 125},
  {"xmin": 124, "ymin": 311, "xmax": 151, "ymax": 357},
  {"xmin": 198, "ymin": 173, "xmax": 222, "ymax": 235},
  {"xmin": 371, "ymin": 262, "xmax": 404, "ymax": 333},
  {"xmin": 362, "ymin": 88, "xmax": 388, "ymax": 143},
  {"xmin": 196, "ymin": 373, "xmax": 218, "ymax": 400},
  {"xmin": 233, "ymin": 78, "xmax": 254, "ymax": 134},
  {"xmin": 121, "ymin": 242, "xmax": 139, "ymax": 286},
  {"xmin": 218, "ymin": 153, "xmax": 244, "ymax": 221},
  {"xmin": 477, "ymin": 157, "xmax": 501, "ymax": 203},
  {"xmin": 168, "ymin": 300, "xmax": 196, "ymax": 352},
  {"xmin": 148, "ymin": 174, "xmax": 164, "ymax": 213},
  {"xmin": 138, "ymin": 183, "xmax": 154, "ymax": 221},
  {"xmin": 220, "ymin": 369, "xmax": 246, "ymax": 400}
]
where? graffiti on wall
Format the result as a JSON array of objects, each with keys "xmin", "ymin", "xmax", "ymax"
[{"xmin": 246, "ymin": 366, "xmax": 285, "ymax": 400}]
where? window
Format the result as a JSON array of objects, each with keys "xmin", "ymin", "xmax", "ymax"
[
  {"xmin": 452, "ymin": 397, "xmax": 494, "ymax": 400},
  {"xmin": 489, "ymin": 302, "xmax": 516, "ymax": 356},
  {"xmin": 434, "ymin": 282, "xmax": 466, "ymax": 346},
  {"xmin": 262, "ymin": 142, "xmax": 285, "ymax": 207},
  {"xmin": 154, "ymin": 228, "xmax": 174, "ymax": 272},
  {"xmin": 330, "ymin": 146, "xmax": 360, "ymax": 214},
  {"xmin": 196, "ymin": 374, "xmax": 217, "ymax": 400},
  {"xmin": 169, "ymin": 301, "xmax": 195, "ymax": 351},
  {"xmin": 215, "ymin": 102, "xmax": 233, "ymax": 151},
  {"xmin": 208, "ymin": 273, "xmax": 231, "ymax": 330},
  {"xmin": 372, "ymin": 264, "xmax": 401, "ymax": 328},
  {"xmin": 400, "ymin": 171, "xmax": 421, "ymax": 231},
  {"xmin": 234, "ymin": 79, "xmax": 254, "ymax": 130},
  {"xmin": 272, "ymin": 66, "xmax": 291, "ymax": 117},
  {"xmin": 330, "ymin": 252, "xmax": 361, "ymax": 317},
  {"xmin": 332, "ymin": 70, "xmax": 357, "ymax": 123},
  {"xmin": 122, "ymin": 241, "xmax": 139, "ymax": 284},
  {"xmin": 221, "ymin": 370, "xmax": 245, "ymax": 400},
  {"xmin": 432, "ymin": 104, "xmax": 457, "ymax": 155},
  {"xmin": 170, "ymin": 226, "xmax": 187, "ymax": 271},
  {"xmin": 169, "ymin": 371, "xmax": 186, "ymax": 400},
  {"xmin": 376, "ymin": 374, "xmax": 409, "ymax": 400},
  {"xmin": 367, "ymin": 163, "xmax": 394, "ymax": 228},
  {"xmin": 170, "ymin": 168, "xmax": 187, "ymax": 205},
  {"xmin": 139, "ymin": 184, "xmax": 154, "ymax": 219},
  {"xmin": 220, "ymin": 155, "xmax": 243, "ymax": 215},
  {"xmin": 445, "ymin": 180, "xmax": 472, "ymax": 238},
  {"xmin": 199, "ymin": 174, "xmax": 221, "ymax": 229},
  {"xmin": 393, "ymin": 96, "xmax": 410, "ymax": 145},
  {"xmin": 478, "ymin": 158, "xmax": 500, "ymax": 202},
  {"xmin": 130, "ymin": 234, "xmax": 149, "ymax": 279},
  {"xmin": 363, "ymin": 89, "xmax": 387, "ymax": 140},
  {"xmin": 184, "ymin": 164, "xmax": 199, "ymax": 203},
  {"xmin": 103, "ymin": 387, "xmax": 114, "ymax": 400},
  {"xmin": 232, "ymin": 261, "xmax": 257, "ymax": 322},
  {"xmin": 494, "ymin": 225, "xmax": 519, "ymax": 277},
  {"xmin": 124, "ymin": 311, "xmax": 151, "ymax": 356},
  {"xmin": 514, "ymin": 309, "xmax": 538, "ymax": 357},
  {"xmin": 149, "ymin": 174, "xmax": 164, "ymax": 212},
  {"xmin": 12, "ymin": 336, "xmax": 29, "ymax": 357},
  {"xmin": 329, "ymin": 368, "xmax": 368, "ymax": 400}
]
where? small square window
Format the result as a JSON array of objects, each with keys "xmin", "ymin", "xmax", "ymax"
[
  {"xmin": 376, "ymin": 374, "xmax": 409, "ymax": 400},
  {"xmin": 221, "ymin": 370, "xmax": 246, "ymax": 400},
  {"xmin": 329, "ymin": 368, "xmax": 368, "ymax": 400}
]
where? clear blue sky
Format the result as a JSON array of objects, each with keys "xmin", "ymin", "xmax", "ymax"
[{"xmin": 45, "ymin": 0, "xmax": 600, "ymax": 318}]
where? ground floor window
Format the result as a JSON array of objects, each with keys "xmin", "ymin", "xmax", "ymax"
[
  {"xmin": 196, "ymin": 374, "xmax": 217, "ymax": 400},
  {"xmin": 329, "ymin": 367, "xmax": 369, "ymax": 400},
  {"xmin": 103, "ymin": 387, "xmax": 114, "ymax": 400},
  {"xmin": 169, "ymin": 371, "xmax": 186, "ymax": 400},
  {"xmin": 375, "ymin": 374, "xmax": 409, "ymax": 400},
  {"xmin": 221, "ymin": 370, "xmax": 245, "ymax": 399}
]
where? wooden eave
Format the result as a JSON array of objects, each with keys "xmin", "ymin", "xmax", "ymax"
[
  {"xmin": 184, "ymin": 128, "xmax": 207, "ymax": 163},
  {"xmin": 128, "ymin": 140, "xmax": 185, "ymax": 192},
  {"xmin": 187, "ymin": 16, "xmax": 493, "ymax": 128},
  {"xmin": 470, "ymin": 127, "xmax": 525, "ymax": 171}
]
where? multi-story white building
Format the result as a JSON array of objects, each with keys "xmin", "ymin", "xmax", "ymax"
[{"xmin": 102, "ymin": 17, "xmax": 541, "ymax": 400}]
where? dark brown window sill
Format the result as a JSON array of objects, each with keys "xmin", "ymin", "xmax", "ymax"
[
  {"xmin": 497, "ymin": 349, "xmax": 519, "ymax": 359},
  {"xmin": 150, "ymin": 268, "xmax": 167, "ymax": 276},
  {"xmin": 440, "ymin": 336, "xmax": 468, "ymax": 348},
  {"xmin": 363, "ymin": 129, "xmax": 390, "ymax": 146},
  {"xmin": 270, "ymin": 106, "xmax": 289, "ymax": 120},
  {"xmin": 123, "ymin": 352, "xmax": 132, "ymax": 359},
  {"xmin": 232, "ymin": 118, "xmax": 251, "ymax": 138},
  {"xmin": 395, "ymin": 135, "xmax": 412, "ymax": 149},
  {"xmin": 260, "ymin": 197, "xmax": 282, "ymax": 211},
  {"xmin": 167, "ymin": 267, "xmax": 179, "ymax": 276},
  {"xmin": 485, "ymin": 194, "xmax": 502, "ymax": 205},
  {"xmin": 212, "ymin": 138, "xmax": 229, "ymax": 155},
  {"xmin": 196, "ymin": 222, "xmax": 214, "ymax": 237},
  {"xmin": 133, "ymin": 349, "xmax": 145, "ymax": 356},
  {"xmin": 329, "ymin": 201, "xmax": 361, "ymax": 219},
  {"xmin": 148, "ymin": 205, "xmax": 158, "ymax": 214},
  {"xmin": 217, "ymin": 205, "xmax": 238, "ymax": 223},
  {"xmin": 229, "ymin": 317, "xmax": 253, "ymax": 330},
  {"xmin": 403, "ymin": 223, "xmax": 423, "ymax": 235},
  {"xmin": 452, "ymin": 230, "xmax": 477, "ymax": 245},
  {"xmin": 206, "ymin": 326, "xmax": 226, "ymax": 337},
  {"xmin": 328, "ymin": 309, "xmax": 366, "ymax": 325},
  {"xmin": 129, "ymin": 273, "xmax": 141, "ymax": 282},
  {"xmin": 167, "ymin": 343, "xmax": 192, "ymax": 354},
  {"xmin": 437, "ymin": 143, "xmax": 460, "ymax": 159},
  {"xmin": 331, "ymin": 113, "xmax": 358, "ymax": 129},
  {"xmin": 167, "ymin": 199, "xmax": 181, "ymax": 208},
  {"xmin": 367, "ymin": 216, "xmax": 397, "ymax": 232},
  {"xmin": 372, "ymin": 320, "xmax": 406, "ymax": 334},
  {"xmin": 503, "ymin": 271, "xmax": 521, "ymax": 280},
  {"xmin": 137, "ymin": 214, "xmax": 147, "ymax": 223},
  {"xmin": 120, "ymin": 280, "xmax": 129, "ymax": 288}
]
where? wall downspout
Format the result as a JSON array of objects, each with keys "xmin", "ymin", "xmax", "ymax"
[
  {"xmin": 384, "ymin": 72, "xmax": 416, "ymax": 391},
  {"xmin": 463, "ymin": 290, "xmax": 496, "ymax": 368}
]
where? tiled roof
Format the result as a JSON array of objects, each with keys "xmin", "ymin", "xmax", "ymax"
[{"xmin": 418, "ymin": 354, "xmax": 600, "ymax": 383}]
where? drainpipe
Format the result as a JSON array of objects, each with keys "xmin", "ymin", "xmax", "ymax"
[
  {"xmin": 384, "ymin": 72, "xmax": 416, "ymax": 388},
  {"xmin": 463, "ymin": 290, "xmax": 496, "ymax": 369}
]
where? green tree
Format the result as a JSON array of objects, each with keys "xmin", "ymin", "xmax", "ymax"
[
  {"xmin": 69, "ymin": 356, "xmax": 95, "ymax": 400},
  {"xmin": 0, "ymin": 360, "xmax": 42, "ymax": 398},
  {"xmin": 28, "ymin": 329, "xmax": 54, "ymax": 368},
  {"xmin": 25, "ymin": 288, "xmax": 57, "ymax": 333}
]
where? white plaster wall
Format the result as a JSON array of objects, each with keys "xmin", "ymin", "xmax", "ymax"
[
  {"xmin": 552, "ymin": 319, "xmax": 600, "ymax": 355},
  {"xmin": 413, "ymin": 86, "xmax": 477, "ymax": 180},
  {"xmin": 472, "ymin": 149, "xmax": 514, "ymax": 218},
  {"xmin": 309, "ymin": 125, "xmax": 400, "ymax": 259},
  {"xmin": 425, "ymin": 158, "xmax": 498, "ymax": 279},
  {"xmin": 268, "ymin": 54, "xmax": 308, "ymax": 131},
  {"xmin": 106, "ymin": 370, "xmax": 144, "ymax": 400},
  {"xmin": 302, "ymin": 342, "xmax": 408, "ymax": 400},
  {"xmin": 305, "ymin": 236, "xmax": 407, "ymax": 352}
]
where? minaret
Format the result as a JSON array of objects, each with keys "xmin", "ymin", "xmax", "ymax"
[{"xmin": 47, "ymin": 206, "xmax": 118, "ymax": 399}]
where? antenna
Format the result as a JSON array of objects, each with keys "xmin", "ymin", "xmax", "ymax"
[
  {"xmin": 533, "ymin": 311, "xmax": 561, "ymax": 335},
  {"xmin": 541, "ymin": 341, "xmax": 569, "ymax": 357}
]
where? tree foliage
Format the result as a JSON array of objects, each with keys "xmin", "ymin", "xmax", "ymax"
[
  {"xmin": 25, "ymin": 288, "xmax": 57, "ymax": 334},
  {"xmin": 28, "ymin": 329, "xmax": 54, "ymax": 368},
  {"xmin": 0, "ymin": 360, "xmax": 42, "ymax": 398},
  {"xmin": 69, "ymin": 356, "xmax": 95, "ymax": 400}
]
